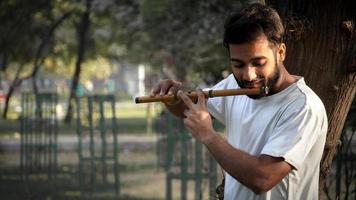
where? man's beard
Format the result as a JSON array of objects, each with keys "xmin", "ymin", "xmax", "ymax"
[{"xmin": 234, "ymin": 62, "xmax": 281, "ymax": 99}]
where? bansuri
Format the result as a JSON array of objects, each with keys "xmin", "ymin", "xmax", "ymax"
[{"xmin": 135, "ymin": 86, "xmax": 269, "ymax": 104}]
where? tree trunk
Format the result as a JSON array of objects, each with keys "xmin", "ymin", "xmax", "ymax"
[
  {"xmin": 1, "ymin": 12, "xmax": 72, "ymax": 119},
  {"xmin": 267, "ymin": 0, "xmax": 356, "ymax": 198},
  {"xmin": 0, "ymin": 53, "xmax": 8, "ymax": 89},
  {"xmin": 31, "ymin": 12, "xmax": 72, "ymax": 94},
  {"xmin": 2, "ymin": 64, "xmax": 23, "ymax": 118},
  {"xmin": 64, "ymin": 0, "xmax": 92, "ymax": 123}
]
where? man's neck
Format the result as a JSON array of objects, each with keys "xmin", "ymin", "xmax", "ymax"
[{"xmin": 272, "ymin": 67, "xmax": 297, "ymax": 94}]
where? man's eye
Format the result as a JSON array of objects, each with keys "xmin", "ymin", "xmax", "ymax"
[
  {"xmin": 253, "ymin": 61, "xmax": 266, "ymax": 67},
  {"xmin": 233, "ymin": 64, "xmax": 244, "ymax": 68}
]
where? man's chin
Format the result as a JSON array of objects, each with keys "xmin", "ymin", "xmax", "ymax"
[
  {"xmin": 239, "ymin": 86, "xmax": 264, "ymax": 99},
  {"xmin": 247, "ymin": 94, "xmax": 263, "ymax": 99}
]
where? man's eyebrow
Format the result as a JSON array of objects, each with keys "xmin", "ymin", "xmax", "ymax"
[
  {"xmin": 231, "ymin": 56, "xmax": 268, "ymax": 62},
  {"xmin": 230, "ymin": 58, "xmax": 243, "ymax": 63},
  {"xmin": 251, "ymin": 56, "xmax": 268, "ymax": 61}
]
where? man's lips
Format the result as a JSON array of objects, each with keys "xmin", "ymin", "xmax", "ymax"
[{"xmin": 243, "ymin": 79, "xmax": 264, "ymax": 88}]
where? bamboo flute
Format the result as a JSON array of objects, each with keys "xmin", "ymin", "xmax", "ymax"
[{"xmin": 135, "ymin": 86, "xmax": 269, "ymax": 104}]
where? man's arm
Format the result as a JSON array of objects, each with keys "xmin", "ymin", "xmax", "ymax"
[
  {"xmin": 204, "ymin": 132, "xmax": 293, "ymax": 194},
  {"xmin": 178, "ymin": 89, "xmax": 293, "ymax": 194}
]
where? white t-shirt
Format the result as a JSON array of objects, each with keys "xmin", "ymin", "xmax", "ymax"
[{"xmin": 207, "ymin": 74, "xmax": 328, "ymax": 200}]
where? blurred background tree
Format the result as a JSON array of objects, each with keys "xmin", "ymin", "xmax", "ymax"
[{"xmin": 0, "ymin": 0, "xmax": 265, "ymax": 119}]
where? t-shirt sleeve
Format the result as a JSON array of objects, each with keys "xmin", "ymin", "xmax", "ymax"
[{"xmin": 260, "ymin": 102, "xmax": 326, "ymax": 170}]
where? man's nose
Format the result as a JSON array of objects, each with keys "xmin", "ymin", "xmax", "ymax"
[{"xmin": 242, "ymin": 66, "xmax": 257, "ymax": 81}]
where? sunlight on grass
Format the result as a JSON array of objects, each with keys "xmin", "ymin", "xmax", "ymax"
[
  {"xmin": 117, "ymin": 107, "xmax": 147, "ymax": 118},
  {"xmin": 116, "ymin": 103, "xmax": 163, "ymax": 134},
  {"xmin": 116, "ymin": 103, "xmax": 163, "ymax": 119}
]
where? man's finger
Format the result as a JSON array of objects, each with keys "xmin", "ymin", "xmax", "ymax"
[
  {"xmin": 197, "ymin": 89, "xmax": 206, "ymax": 108},
  {"xmin": 160, "ymin": 81, "xmax": 173, "ymax": 95},
  {"xmin": 183, "ymin": 109, "xmax": 190, "ymax": 118},
  {"xmin": 168, "ymin": 86, "xmax": 178, "ymax": 95},
  {"xmin": 183, "ymin": 118, "xmax": 193, "ymax": 131},
  {"xmin": 178, "ymin": 90, "xmax": 194, "ymax": 109},
  {"xmin": 150, "ymin": 83, "xmax": 161, "ymax": 97}
]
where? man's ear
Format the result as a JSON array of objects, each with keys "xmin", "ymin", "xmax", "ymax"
[{"xmin": 278, "ymin": 43, "xmax": 286, "ymax": 62}]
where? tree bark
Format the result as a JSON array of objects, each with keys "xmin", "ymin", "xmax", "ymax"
[
  {"xmin": 267, "ymin": 0, "xmax": 356, "ymax": 198},
  {"xmin": 64, "ymin": 0, "xmax": 92, "ymax": 123}
]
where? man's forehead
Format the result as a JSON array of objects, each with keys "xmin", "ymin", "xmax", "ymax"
[
  {"xmin": 229, "ymin": 37, "xmax": 274, "ymax": 62},
  {"xmin": 229, "ymin": 37, "xmax": 270, "ymax": 50}
]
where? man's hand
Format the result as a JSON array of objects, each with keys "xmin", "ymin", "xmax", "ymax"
[
  {"xmin": 178, "ymin": 89, "xmax": 216, "ymax": 144},
  {"xmin": 150, "ymin": 79, "xmax": 183, "ymax": 97},
  {"xmin": 150, "ymin": 79, "xmax": 187, "ymax": 117}
]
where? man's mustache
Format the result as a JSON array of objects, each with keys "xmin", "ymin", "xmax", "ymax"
[{"xmin": 240, "ymin": 79, "xmax": 265, "ymax": 88}]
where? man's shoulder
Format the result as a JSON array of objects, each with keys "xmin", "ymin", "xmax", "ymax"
[
  {"xmin": 295, "ymin": 80, "xmax": 326, "ymax": 113},
  {"xmin": 275, "ymin": 78, "xmax": 326, "ymax": 119}
]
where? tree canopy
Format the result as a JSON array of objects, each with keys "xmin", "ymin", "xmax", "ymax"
[{"xmin": 1, "ymin": 0, "xmax": 265, "ymax": 85}]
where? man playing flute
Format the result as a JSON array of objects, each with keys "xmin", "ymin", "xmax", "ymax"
[{"xmin": 150, "ymin": 3, "xmax": 327, "ymax": 200}]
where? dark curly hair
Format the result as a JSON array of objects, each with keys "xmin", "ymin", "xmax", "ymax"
[{"xmin": 223, "ymin": 3, "xmax": 284, "ymax": 48}]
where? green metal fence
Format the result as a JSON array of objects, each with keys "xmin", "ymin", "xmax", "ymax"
[
  {"xmin": 75, "ymin": 94, "xmax": 120, "ymax": 198},
  {"xmin": 155, "ymin": 111, "xmax": 219, "ymax": 200},
  {"xmin": 20, "ymin": 92, "xmax": 58, "ymax": 183}
]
